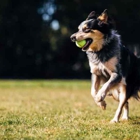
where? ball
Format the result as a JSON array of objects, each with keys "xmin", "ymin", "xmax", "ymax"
[{"xmin": 75, "ymin": 40, "xmax": 86, "ymax": 48}]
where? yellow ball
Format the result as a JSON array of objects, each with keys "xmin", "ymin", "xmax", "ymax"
[{"xmin": 75, "ymin": 40, "xmax": 86, "ymax": 48}]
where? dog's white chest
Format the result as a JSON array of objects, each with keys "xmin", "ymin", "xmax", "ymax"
[{"xmin": 89, "ymin": 61, "xmax": 109, "ymax": 78}]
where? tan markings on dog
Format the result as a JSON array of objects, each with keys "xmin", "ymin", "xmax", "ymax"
[
  {"xmin": 119, "ymin": 84, "xmax": 126, "ymax": 94},
  {"xmin": 109, "ymin": 88, "xmax": 120, "ymax": 101},
  {"xmin": 104, "ymin": 57, "xmax": 118, "ymax": 73},
  {"xmin": 88, "ymin": 30, "xmax": 104, "ymax": 52},
  {"xmin": 98, "ymin": 12, "xmax": 108, "ymax": 24},
  {"xmin": 119, "ymin": 77, "xmax": 126, "ymax": 85}
]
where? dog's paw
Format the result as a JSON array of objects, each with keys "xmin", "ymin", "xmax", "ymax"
[
  {"xmin": 95, "ymin": 100, "xmax": 106, "ymax": 110},
  {"xmin": 121, "ymin": 113, "xmax": 129, "ymax": 121},
  {"xmin": 121, "ymin": 117, "xmax": 128, "ymax": 121},
  {"xmin": 110, "ymin": 119, "xmax": 119, "ymax": 123},
  {"xmin": 95, "ymin": 95, "xmax": 105, "ymax": 102}
]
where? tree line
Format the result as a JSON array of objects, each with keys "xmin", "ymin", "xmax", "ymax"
[{"xmin": 0, "ymin": 0, "xmax": 140, "ymax": 79}]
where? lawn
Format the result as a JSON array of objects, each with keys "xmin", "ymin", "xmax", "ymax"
[{"xmin": 0, "ymin": 80, "xmax": 140, "ymax": 140}]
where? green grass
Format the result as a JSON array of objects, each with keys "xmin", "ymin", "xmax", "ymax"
[{"xmin": 0, "ymin": 80, "xmax": 140, "ymax": 140}]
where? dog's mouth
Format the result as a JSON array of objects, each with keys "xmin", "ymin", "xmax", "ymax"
[{"xmin": 82, "ymin": 38, "xmax": 93, "ymax": 51}]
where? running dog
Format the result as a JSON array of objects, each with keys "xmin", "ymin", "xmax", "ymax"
[{"xmin": 70, "ymin": 9, "xmax": 140, "ymax": 123}]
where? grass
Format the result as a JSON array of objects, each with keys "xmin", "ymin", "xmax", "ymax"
[{"xmin": 0, "ymin": 80, "xmax": 140, "ymax": 140}]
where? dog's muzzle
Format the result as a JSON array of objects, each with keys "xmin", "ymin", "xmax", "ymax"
[{"xmin": 70, "ymin": 34, "xmax": 76, "ymax": 42}]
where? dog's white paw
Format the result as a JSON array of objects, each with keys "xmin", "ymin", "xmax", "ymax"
[
  {"xmin": 121, "ymin": 117, "xmax": 128, "ymax": 121},
  {"xmin": 110, "ymin": 119, "xmax": 119, "ymax": 123}
]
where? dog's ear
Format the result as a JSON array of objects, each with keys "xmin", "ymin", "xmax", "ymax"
[
  {"xmin": 97, "ymin": 9, "xmax": 108, "ymax": 24},
  {"xmin": 86, "ymin": 11, "xmax": 96, "ymax": 20}
]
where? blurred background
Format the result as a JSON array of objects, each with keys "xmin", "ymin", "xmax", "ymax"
[{"xmin": 0, "ymin": 0, "xmax": 140, "ymax": 79}]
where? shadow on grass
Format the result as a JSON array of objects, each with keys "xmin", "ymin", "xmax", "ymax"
[{"xmin": 129, "ymin": 116, "xmax": 140, "ymax": 125}]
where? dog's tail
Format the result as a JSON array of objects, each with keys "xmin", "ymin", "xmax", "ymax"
[{"xmin": 132, "ymin": 57, "xmax": 140, "ymax": 101}]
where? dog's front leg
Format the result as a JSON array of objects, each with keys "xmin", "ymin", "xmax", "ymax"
[
  {"xmin": 91, "ymin": 74, "xmax": 100, "ymax": 98},
  {"xmin": 91, "ymin": 74, "xmax": 106, "ymax": 109},
  {"xmin": 95, "ymin": 72, "xmax": 121, "ymax": 102}
]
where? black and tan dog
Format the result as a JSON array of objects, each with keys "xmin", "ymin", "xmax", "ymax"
[{"xmin": 70, "ymin": 9, "xmax": 140, "ymax": 123}]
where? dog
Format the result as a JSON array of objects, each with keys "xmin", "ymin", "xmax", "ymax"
[{"xmin": 70, "ymin": 9, "xmax": 140, "ymax": 123}]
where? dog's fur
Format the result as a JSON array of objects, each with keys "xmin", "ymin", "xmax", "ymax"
[{"xmin": 70, "ymin": 9, "xmax": 140, "ymax": 123}]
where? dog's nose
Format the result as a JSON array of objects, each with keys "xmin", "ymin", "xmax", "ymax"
[{"xmin": 70, "ymin": 34, "xmax": 76, "ymax": 42}]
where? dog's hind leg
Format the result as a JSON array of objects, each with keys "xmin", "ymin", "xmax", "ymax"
[
  {"xmin": 108, "ymin": 89, "xmax": 129, "ymax": 121},
  {"xmin": 121, "ymin": 101, "xmax": 129, "ymax": 121},
  {"xmin": 110, "ymin": 85, "xmax": 127, "ymax": 123},
  {"xmin": 121, "ymin": 86, "xmax": 140, "ymax": 121}
]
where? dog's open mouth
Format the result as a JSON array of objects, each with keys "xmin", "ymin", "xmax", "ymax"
[{"xmin": 82, "ymin": 38, "xmax": 93, "ymax": 51}]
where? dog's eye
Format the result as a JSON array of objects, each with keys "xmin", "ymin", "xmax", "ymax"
[
  {"xmin": 90, "ymin": 30, "xmax": 94, "ymax": 33},
  {"xmin": 83, "ymin": 28, "xmax": 91, "ymax": 33}
]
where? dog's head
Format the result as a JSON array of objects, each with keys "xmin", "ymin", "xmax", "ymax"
[{"xmin": 70, "ymin": 9, "xmax": 114, "ymax": 52}]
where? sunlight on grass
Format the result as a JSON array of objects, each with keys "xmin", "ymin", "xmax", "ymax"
[{"xmin": 0, "ymin": 80, "xmax": 140, "ymax": 140}]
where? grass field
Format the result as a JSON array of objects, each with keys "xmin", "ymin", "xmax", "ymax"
[{"xmin": 0, "ymin": 80, "xmax": 140, "ymax": 140}]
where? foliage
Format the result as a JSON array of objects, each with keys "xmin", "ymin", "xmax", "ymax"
[{"xmin": 0, "ymin": 0, "xmax": 140, "ymax": 78}]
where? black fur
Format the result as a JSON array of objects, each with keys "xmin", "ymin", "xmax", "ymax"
[
  {"xmin": 85, "ymin": 18, "xmax": 111, "ymax": 34},
  {"xmin": 120, "ymin": 46, "xmax": 140, "ymax": 99}
]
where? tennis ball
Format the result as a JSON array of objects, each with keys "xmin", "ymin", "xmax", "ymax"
[{"xmin": 75, "ymin": 40, "xmax": 86, "ymax": 48}]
